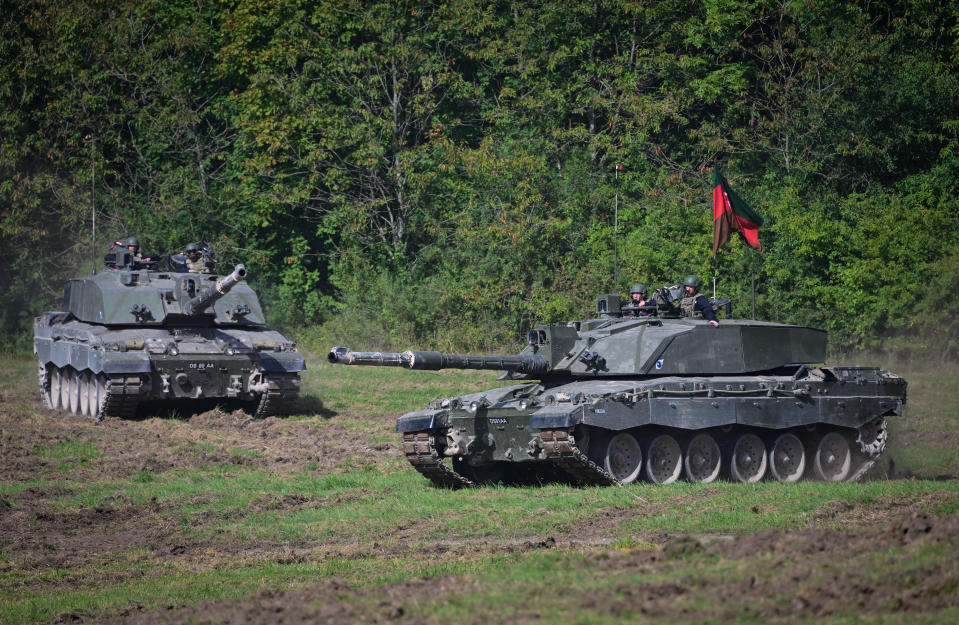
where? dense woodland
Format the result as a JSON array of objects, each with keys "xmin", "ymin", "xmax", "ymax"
[{"xmin": 2, "ymin": 0, "xmax": 958, "ymax": 357}]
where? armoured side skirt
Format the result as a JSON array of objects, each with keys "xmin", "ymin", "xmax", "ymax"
[
  {"xmin": 35, "ymin": 338, "xmax": 151, "ymax": 374},
  {"xmin": 399, "ymin": 396, "xmax": 902, "ymax": 436},
  {"xmin": 546, "ymin": 396, "xmax": 901, "ymax": 431}
]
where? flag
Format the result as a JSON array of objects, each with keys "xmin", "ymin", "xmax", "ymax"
[{"xmin": 712, "ymin": 164, "xmax": 762, "ymax": 255}]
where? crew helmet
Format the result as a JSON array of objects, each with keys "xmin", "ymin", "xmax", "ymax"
[
  {"xmin": 123, "ymin": 236, "xmax": 139, "ymax": 249},
  {"xmin": 630, "ymin": 283, "xmax": 647, "ymax": 296},
  {"xmin": 683, "ymin": 274, "xmax": 701, "ymax": 289},
  {"xmin": 184, "ymin": 242, "xmax": 201, "ymax": 254}
]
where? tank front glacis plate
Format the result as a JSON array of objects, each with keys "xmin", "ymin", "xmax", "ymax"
[
  {"xmin": 149, "ymin": 353, "xmax": 259, "ymax": 399},
  {"xmin": 445, "ymin": 409, "xmax": 538, "ymax": 463}
]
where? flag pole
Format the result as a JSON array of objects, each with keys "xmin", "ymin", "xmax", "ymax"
[{"xmin": 712, "ymin": 254, "xmax": 716, "ymax": 299}]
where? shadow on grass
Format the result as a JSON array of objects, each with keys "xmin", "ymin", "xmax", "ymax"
[{"xmin": 124, "ymin": 394, "xmax": 334, "ymax": 422}]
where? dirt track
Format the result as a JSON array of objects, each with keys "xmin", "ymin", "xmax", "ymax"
[{"xmin": 3, "ymin": 369, "xmax": 959, "ymax": 624}]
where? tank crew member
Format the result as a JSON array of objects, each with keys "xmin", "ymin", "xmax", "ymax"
[
  {"xmin": 182, "ymin": 242, "xmax": 214, "ymax": 273},
  {"xmin": 622, "ymin": 283, "xmax": 653, "ymax": 317},
  {"xmin": 679, "ymin": 274, "xmax": 719, "ymax": 327},
  {"xmin": 122, "ymin": 236, "xmax": 158, "ymax": 269}
]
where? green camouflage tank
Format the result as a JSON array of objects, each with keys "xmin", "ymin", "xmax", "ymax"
[
  {"xmin": 34, "ymin": 262, "xmax": 304, "ymax": 420},
  {"xmin": 329, "ymin": 289, "xmax": 905, "ymax": 486}
]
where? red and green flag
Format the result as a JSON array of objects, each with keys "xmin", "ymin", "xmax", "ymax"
[{"xmin": 712, "ymin": 164, "xmax": 763, "ymax": 255}]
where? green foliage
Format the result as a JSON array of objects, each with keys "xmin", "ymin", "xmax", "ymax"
[{"xmin": 2, "ymin": 0, "xmax": 958, "ymax": 353}]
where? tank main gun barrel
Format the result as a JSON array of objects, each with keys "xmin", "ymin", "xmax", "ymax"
[
  {"xmin": 328, "ymin": 347, "xmax": 549, "ymax": 376},
  {"xmin": 185, "ymin": 264, "xmax": 247, "ymax": 315}
]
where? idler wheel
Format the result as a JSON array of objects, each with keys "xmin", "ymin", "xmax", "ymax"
[
  {"xmin": 603, "ymin": 432, "xmax": 643, "ymax": 484},
  {"xmin": 683, "ymin": 433, "xmax": 722, "ymax": 483},
  {"xmin": 38, "ymin": 361, "xmax": 55, "ymax": 410},
  {"xmin": 645, "ymin": 434, "xmax": 683, "ymax": 484},
  {"xmin": 813, "ymin": 431, "xmax": 851, "ymax": 481},
  {"xmin": 730, "ymin": 433, "xmax": 768, "ymax": 483},
  {"xmin": 769, "ymin": 433, "xmax": 806, "ymax": 483},
  {"xmin": 856, "ymin": 418, "xmax": 888, "ymax": 459}
]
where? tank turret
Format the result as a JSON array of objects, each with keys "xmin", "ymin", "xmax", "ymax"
[
  {"xmin": 327, "ymin": 289, "xmax": 906, "ymax": 488},
  {"xmin": 35, "ymin": 261, "xmax": 304, "ymax": 421},
  {"xmin": 61, "ymin": 263, "xmax": 265, "ymax": 326},
  {"xmin": 330, "ymin": 315, "xmax": 827, "ymax": 380}
]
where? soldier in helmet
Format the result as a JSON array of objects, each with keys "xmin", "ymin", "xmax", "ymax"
[
  {"xmin": 122, "ymin": 236, "xmax": 160, "ymax": 269},
  {"xmin": 622, "ymin": 283, "xmax": 653, "ymax": 317},
  {"xmin": 182, "ymin": 242, "xmax": 214, "ymax": 273},
  {"xmin": 678, "ymin": 274, "xmax": 719, "ymax": 327},
  {"xmin": 123, "ymin": 236, "xmax": 141, "ymax": 263}
]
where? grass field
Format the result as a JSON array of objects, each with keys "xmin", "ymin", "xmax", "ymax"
[{"xmin": 2, "ymin": 351, "xmax": 958, "ymax": 624}]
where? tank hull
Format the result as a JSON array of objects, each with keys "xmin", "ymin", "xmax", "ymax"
[
  {"xmin": 34, "ymin": 313, "xmax": 304, "ymax": 420},
  {"xmin": 396, "ymin": 366, "xmax": 905, "ymax": 486}
]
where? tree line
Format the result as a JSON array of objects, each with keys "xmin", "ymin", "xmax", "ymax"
[{"xmin": 2, "ymin": 0, "xmax": 958, "ymax": 358}]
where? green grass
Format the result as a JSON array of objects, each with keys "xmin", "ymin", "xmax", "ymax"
[
  {"xmin": 303, "ymin": 357, "xmax": 515, "ymax": 416},
  {"xmin": 33, "ymin": 441, "xmax": 100, "ymax": 461},
  {"xmin": 3, "ymin": 352, "xmax": 959, "ymax": 624}
]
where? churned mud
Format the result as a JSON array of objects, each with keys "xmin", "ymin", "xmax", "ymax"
[{"xmin": 2, "ymin": 359, "xmax": 959, "ymax": 624}]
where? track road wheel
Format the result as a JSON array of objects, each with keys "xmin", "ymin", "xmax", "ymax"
[
  {"xmin": 78, "ymin": 370, "xmax": 92, "ymax": 417},
  {"xmin": 58, "ymin": 367, "xmax": 71, "ymax": 412},
  {"xmin": 50, "ymin": 366, "xmax": 63, "ymax": 410},
  {"xmin": 730, "ymin": 433, "xmax": 767, "ymax": 483},
  {"xmin": 603, "ymin": 432, "xmax": 643, "ymax": 484},
  {"xmin": 813, "ymin": 431, "xmax": 851, "ymax": 481},
  {"xmin": 683, "ymin": 433, "xmax": 722, "ymax": 483},
  {"xmin": 67, "ymin": 368, "xmax": 80, "ymax": 415},
  {"xmin": 769, "ymin": 433, "xmax": 806, "ymax": 483},
  {"xmin": 645, "ymin": 434, "xmax": 683, "ymax": 484}
]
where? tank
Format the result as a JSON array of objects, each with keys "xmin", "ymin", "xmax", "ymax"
[
  {"xmin": 34, "ymin": 262, "xmax": 305, "ymax": 421},
  {"xmin": 328, "ymin": 291, "xmax": 906, "ymax": 486}
]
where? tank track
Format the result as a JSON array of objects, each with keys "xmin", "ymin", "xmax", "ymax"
[
  {"xmin": 402, "ymin": 431, "xmax": 476, "ymax": 488},
  {"xmin": 37, "ymin": 361, "xmax": 54, "ymax": 410},
  {"xmin": 539, "ymin": 429, "xmax": 621, "ymax": 486},
  {"xmin": 100, "ymin": 375, "xmax": 143, "ymax": 420},
  {"xmin": 847, "ymin": 417, "xmax": 887, "ymax": 482},
  {"xmin": 253, "ymin": 373, "xmax": 300, "ymax": 418}
]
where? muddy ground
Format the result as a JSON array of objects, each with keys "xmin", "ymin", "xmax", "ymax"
[{"xmin": 3, "ymin": 365, "xmax": 959, "ymax": 624}]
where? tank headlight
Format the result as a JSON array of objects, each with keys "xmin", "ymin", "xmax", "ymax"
[
  {"xmin": 440, "ymin": 398, "xmax": 451, "ymax": 408},
  {"xmin": 468, "ymin": 401, "xmax": 478, "ymax": 413},
  {"xmin": 225, "ymin": 345, "xmax": 236, "ymax": 355},
  {"xmin": 518, "ymin": 399, "xmax": 529, "ymax": 411},
  {"xmin": 167, "ymin": 344, "xmax": 179, "ymax": 356}
]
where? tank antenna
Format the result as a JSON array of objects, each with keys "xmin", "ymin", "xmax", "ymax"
[
  {"xmin": 84, "ymin": 134, "xmax": 96, "ymax": 275},
  {"xmin": 613, "ymin": 163, "xmax": 625, "ymax": 290}
]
